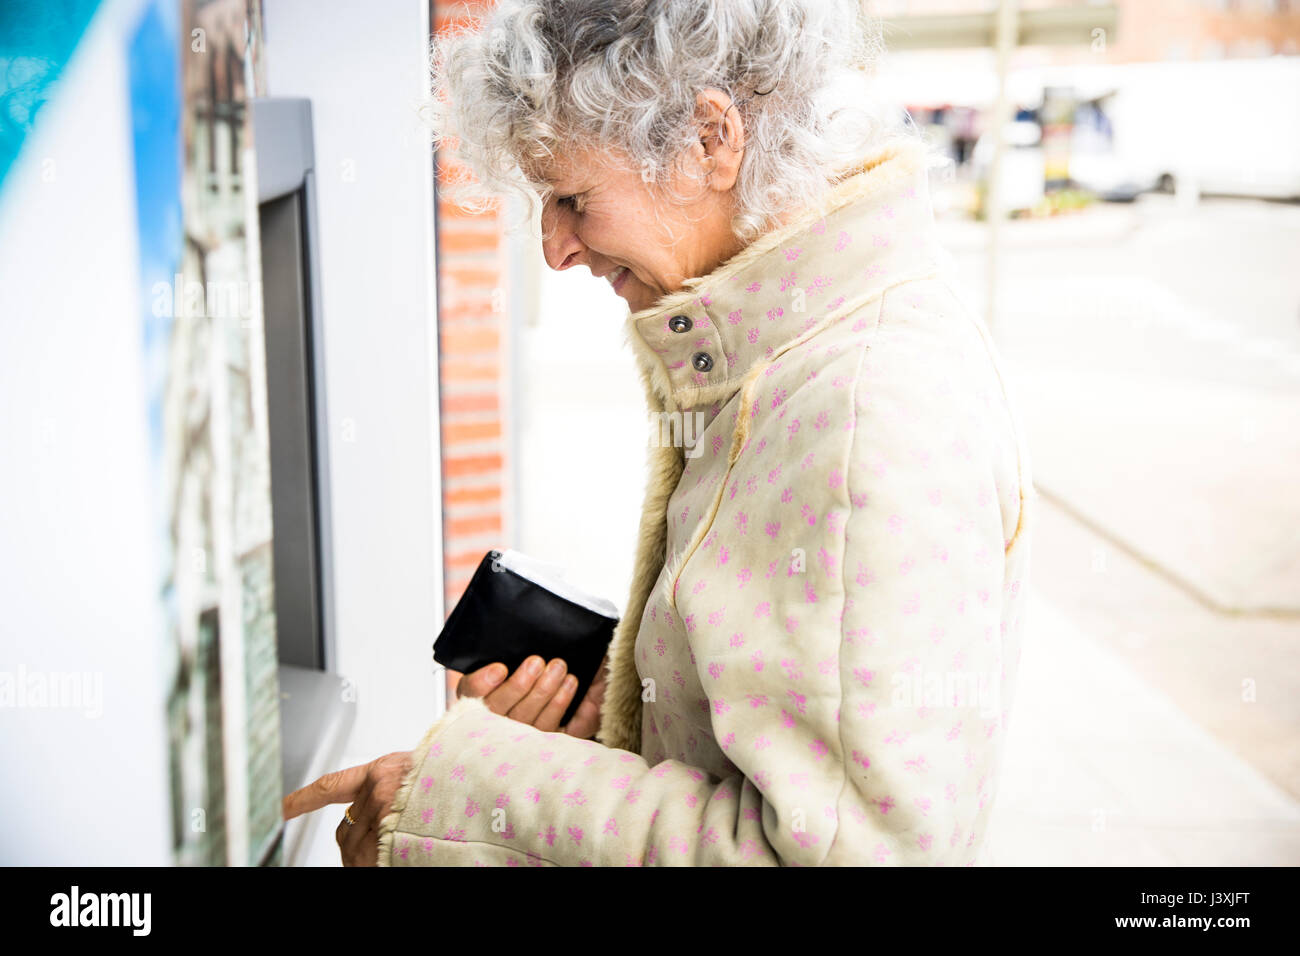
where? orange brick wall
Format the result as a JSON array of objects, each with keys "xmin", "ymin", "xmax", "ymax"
[{"xmin": 435, "ymin": 0, "xmax": 512, "ymax": 616}]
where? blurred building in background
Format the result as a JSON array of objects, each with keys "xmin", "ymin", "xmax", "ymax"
[
  {"xmin": 871, "ymin": 0, "xmax": 1300, "ymax": 61},
  {"xmin": 870, "ymin": 1, "xmax": 1300, "ymax": 218}
]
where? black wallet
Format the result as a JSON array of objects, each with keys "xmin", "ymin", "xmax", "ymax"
[{"xmin": 433, "ymin": 549, "xmax": 620, "ymax": 726}]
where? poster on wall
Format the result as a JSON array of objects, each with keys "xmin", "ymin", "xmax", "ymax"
[{"xmin": 130, "ymin": 0, "xmax": 281, "ymax": 866}]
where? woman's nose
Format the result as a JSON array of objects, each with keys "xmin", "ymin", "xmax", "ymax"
[{"xmin": 540, "ymin": 204, "xmax": 584, "ymax": 272}]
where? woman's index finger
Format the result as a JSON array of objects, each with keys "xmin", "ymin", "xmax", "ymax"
[{"xmin": 281, "ymin": 761, "xmax": 373, "ymax": 820}]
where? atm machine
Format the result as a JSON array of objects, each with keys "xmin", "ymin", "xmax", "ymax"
[{"xmin": 252, "ymin": 96, "xmax": 354, "ymax": 865}]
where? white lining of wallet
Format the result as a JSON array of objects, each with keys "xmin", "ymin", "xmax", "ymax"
[{"xmin": 496, "ymin": 548, "xmax": 621, "ymax": 620}]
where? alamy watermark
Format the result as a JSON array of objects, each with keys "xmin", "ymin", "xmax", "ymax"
[
  {"xmin": 650, "ymin": 410, "xmax": 705, "ymax": 459},
  {"xmin": 0, "ymin": 665, "xmax": 102, "ymax": 718},
  {"xmin": 50, "ymin": 886, "xmax": 150, "ymax": 936},
  {"xmin": 890, "ymin": 667, "xmax": 1000, "ymax": 719},
  {"xmin": 151, "ymin": 273, "xmax": 261, "ymax": 323}
]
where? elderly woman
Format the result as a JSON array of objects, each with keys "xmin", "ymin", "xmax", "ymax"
[{"xmin": 285, "ymin": 0, "xmax": 1036, "ymax": 866}]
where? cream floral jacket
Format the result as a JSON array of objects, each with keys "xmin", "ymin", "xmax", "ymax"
[{"xmin": 378, "ymin": 135, "xmax": 1037, "ymax": 866}]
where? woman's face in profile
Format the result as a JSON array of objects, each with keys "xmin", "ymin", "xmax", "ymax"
[{"xmin": 534, "ymin": 143, "xmax": 741, "ymax": 314}]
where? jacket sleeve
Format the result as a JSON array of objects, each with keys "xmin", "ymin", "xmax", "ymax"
[
  {"xmin": 378, "ymin": 289, "xmax": 1027, "ymax": 867},
  {"xmin": 377, "ymin": 692, "xmax": 781, "ymax": 866}
]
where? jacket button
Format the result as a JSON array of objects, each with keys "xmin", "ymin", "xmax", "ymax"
[
  {"xmin": 669, "ymin": 315, "xmax": 693, "ymax": 333},
  {"xmin": 692, "ymin": 352, "xmax": 714, "ymax": 372}
]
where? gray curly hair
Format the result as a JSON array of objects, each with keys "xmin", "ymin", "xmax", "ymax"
[{"xmin": 428, "ymin": 0, "xmax": 902, "ymax": 243}]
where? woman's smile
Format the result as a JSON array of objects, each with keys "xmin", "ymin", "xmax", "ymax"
[
  {"xmin": 596, "ymin": 258, "xmax": 663, "ymax": 312},
  {"xmin": 604, "ymin": 265, "xmax": 630, "ymax": 294}
]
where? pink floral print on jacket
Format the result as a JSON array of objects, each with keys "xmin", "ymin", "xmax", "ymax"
[{"xmin": 378, "ymin": 136, "xmax": 1036, "ymax": 866}]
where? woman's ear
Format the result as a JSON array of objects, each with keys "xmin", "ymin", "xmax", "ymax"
[{"xmin": 694, "ymin": 88, "xmax": 745, "ymax": 192}]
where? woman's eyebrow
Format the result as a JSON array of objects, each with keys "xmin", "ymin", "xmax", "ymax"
[
  {"xmin": 532, "ymin": 174, "xmax": 573, "ymax": 199},
  {"xmin": 546, "ymin": 172, "xmax": 585, "ymax": 194}
]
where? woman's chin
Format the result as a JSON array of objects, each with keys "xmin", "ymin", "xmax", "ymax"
[{"xmin": 621, "ymin": 284, "xmax": 656, "ymax": 313}]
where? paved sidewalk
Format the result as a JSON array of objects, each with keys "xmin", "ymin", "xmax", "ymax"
[{"xmin": 985, "ymin": 591, "xmax": 1300, "ymax": 866}]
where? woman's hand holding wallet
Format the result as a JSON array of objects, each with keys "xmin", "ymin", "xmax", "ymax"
[
  {"xmin": 455, "ymin": 651, "xmax": 608, "ymax": 739},
  {"xmin": 434, "ymin": 549, "xmax": 619, "ymax": 735}
]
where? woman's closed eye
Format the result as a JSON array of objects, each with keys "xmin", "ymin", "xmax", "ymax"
[{"xmin": 556, "ymin": 192, "xmax": 584, "ymax": 214}]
